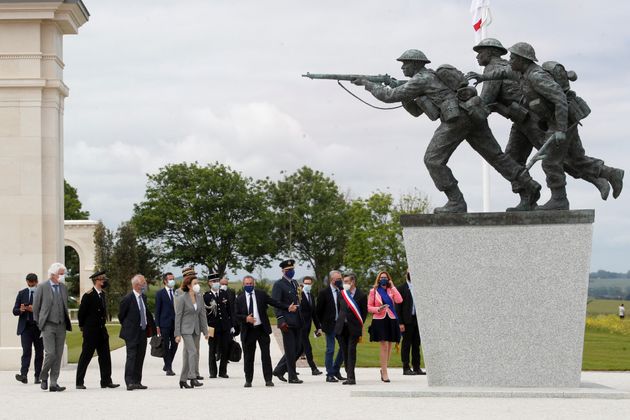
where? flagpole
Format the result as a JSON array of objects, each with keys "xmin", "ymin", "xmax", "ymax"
[{"xmin": 480, "ymin": 24, "xmax": 491, "ymax": 212}]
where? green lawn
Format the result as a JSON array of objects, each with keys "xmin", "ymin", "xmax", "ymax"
[
  {"xmin": 587, "ymin": 298, "xmax": 627, "ymax": 315},
  {"xmin": 66, "ymin": 324, "xmax": 124, "ymax": 363}
]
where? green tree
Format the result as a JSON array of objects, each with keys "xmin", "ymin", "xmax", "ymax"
[
  {"xmin": 94, "ymin": 221, "xmax": 114, "ymax": 273},
  {"xmin": 132, "ymin": 162, "xmax": 276, "ymax": 276},
  {"xmin": 267, "ymin": 166, "xmax": 349, "ymax": 285},
  {"xmin": 107, "ymin": 222, "xmax": 139, "ymax": 312},
  {"xmin": 64, "ymin": 179, "xmax": 90, "ymax": 220},
  {"xmin": 344, "ymin": 190, "xmax": 430, "ymax": 289}
]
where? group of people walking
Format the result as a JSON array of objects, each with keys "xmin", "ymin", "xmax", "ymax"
[{"xmin": 13, "ymin": 260, "xmax": 425, "ymax": 391}]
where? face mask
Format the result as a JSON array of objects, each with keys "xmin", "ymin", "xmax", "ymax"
[
  {"xmin": 379, "ymin": 279, "xmax": 389, "ymax": 287},
  {"xmin": 211, "ymin": 282, "xmax": 220, "ymax": 291},
  {"xmin": 29, "ymin": 286, "xmax": 37, "ymax": 293},
  {"xmin": 302, "ymin": 284, "xmax": 312, "ymax": 293},
  {"xmin": 220, "ymin": 285, "xmax": 228, "ymax": 291},
  {"xmin": 192, "ymin": 284, "xmax": 201, "ymax": 294},
  {"xmin": 334, "ymin": 279, "xmax": 343, "ymax": 289},
  {"xmin": 343, "ymin": 283, "xmax": 352, "ymax": 291},
  {"xmin": 140, "ymin": 285, "xmax": 147, "ymax": 294},
  {"xmin": 167, "ymin": 279, "xmax": 176, "ymax": 288},
  {"xmin": 285, "ymin": 269, "xmax": 295, "ymax": 279},
  {"xmin": 102, "ymin": 280, "xmax": 109, "ymax": 289},
  {"xmin": 57, "ymin": 274, "xmax": 66, "ymax": 283},
  {"xmin": 244, "ymin": 285, "xmax": 255, "ymax": 294}
]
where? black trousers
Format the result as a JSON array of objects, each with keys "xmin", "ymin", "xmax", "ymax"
[
  {"xmin": 337, "ymin": 327, "xmax": 359, "ymax": 381},
  {"xmin": 20, "ymin": 323, "xmax": 43, "ymax": 378},
  {"xmin": 401, "ymin": 317, "xmax": 422, "ymax": 371},
  {"xmin": 160, "ymin": 326, "xmax": 178, "ymax": 371},
  {"xmin": 273, "ymin": 326, "xmax": 301, "ymax": 380},
  {"xmin": 243, "ymin": 327, "xmax": 272, "ymax": 383},
  {"xmin": 299, "ymin": 324, "xmax": 318, "ymax": 371},
  {"xmin": 76, "ymin": 327, "xmax": 113, "ymax": 386},
  {"xmin": 124, "ymin": 334, "xmax": 147, "ymax": 386},
  {"xmin": 208, "ymin": 329, "xmax": 231, "ymax": 376}
]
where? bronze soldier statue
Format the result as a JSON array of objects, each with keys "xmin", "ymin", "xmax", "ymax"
[
  {"xmin": 352, "ymin": 49, "xmax": 541, "ymax": 213},
  {"xmin": 467, "ymin": 39, "xmax": 624, "ymax": 210}
]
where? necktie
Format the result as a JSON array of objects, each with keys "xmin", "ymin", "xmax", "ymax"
[
  {"xmin": 53, "ymin": 284, "xmax": 59, "ymax": 294},
  {"xmin": 28, "ymin": 291, "xmax": 34, "ymax": 321},
  {"xmin": 305, "ymin": 292, "xmax": 310, "ymax": 305},
  {"xmin": 138, "ymin": 295, "xmax": 147, "ymax": 329},
  {"xmin": 248, "ymin": 292, "xmax": 254, "ymax": 315},
  {"xmin": 334, "ymin": 289, "xmax": 339, "ymax": 320},
  {"xmin": 169, "ymin": 288, "xmax": 174, "ymax": 303}
]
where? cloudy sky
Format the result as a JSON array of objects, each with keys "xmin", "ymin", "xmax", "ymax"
[{"xmin": 61, "ymin": 0, "xmax": 630, "ymax": 272}]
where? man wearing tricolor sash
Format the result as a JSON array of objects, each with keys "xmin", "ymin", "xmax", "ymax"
[{"xmin": 334, "ymin": 273, "xmax": 367, "ymax": 385}]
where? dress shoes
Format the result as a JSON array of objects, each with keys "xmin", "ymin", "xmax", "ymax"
[
  {"xmin": 190, "ymin": 379, "xmax": 203, "ymax": 388},
  {"xmin": 76, "ymin": 384, "xmax": 87, "ymax": 390},
  {"xmin": 342, "ymin": 379, "xmax": 356, "ymax": 385},
  {"xmin": 325, "ymin": 376, "xmax": 338, "ymax": 383},
  {"xmin": 179, "ymin": 381, "xmax": 192, "ymax": 389},
  {"xmin": 34, "ymin": 377, "xmax": 41, "ymax": 384},
  {"xmin": 101, "ymin": 383, "xmax": 120, "ymax": 389},
  {"xmin": 195, "ymin": 375, "xmax": 203, "ymax": 380},
  {"xmin": 273, "ymin": 372, "xmax": 287, "ymax": 382},
  {"xmin": 244, "ymin": 382, "xmax": 252, "ymax": 388},
  {"xmin": 414, "ymin": 369, "xmax": 426, "ymax": 375},
  {"xmin": 127, "ymin": 384, "xmax": 136, "ymax": 391},
  {"xmin": 136, "ymin": 384, "xmax": 148, "ymax": 389},
  {"xmin": 49, "ymin": 384, "xmax": 66, "ymax": 392},
  {"xmin": 218, "ymin": 373, "xmax": 229, "ymax": 378},
  {"xmin": 334, "ymin": 372, "xmax": 346, "ymax": 381},
  {"xmin": 311, "ymin": 369, "xmax": 323, "ymax": 376},
  {"xmin": 165, "ymin": 370, "xmax": 176, "ymax": 376},
  {"xmin": 40, "ymin": 379, "xmax": 48, "ymax": 390},
  {"xmin": 265, "ymin": 381, "xmax": 274, "ymax": 387},
  {"xmin": 403, "ymin": 369, "xmax": 416, "ymax": 376},
  {"xmin": 15, "ymin": 374, "xmax": 27, "ymax": 384},
  {"xmin": 288, "ymin": 378, "xmax": 303, "ymax": 384},
  {"xmin": 208, "ymin": 374, "xmax": 217, "ymax": 379}
]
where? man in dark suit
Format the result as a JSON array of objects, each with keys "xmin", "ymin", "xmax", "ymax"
[
  {"xmin": 334, "ymin": 272, "xmax": 367, "ymax": 385},
  {"xmin": 155, "ymin": 272, "xmax": 178, "ymax": 376},
  {"xmin": 118, "ymin": 274, "xmax": 155, "ymax": 390},
  {"xmin": 75, "ymin": 271, "xmax": 119, "ymax": 389},
  {"xmin": 235, "ymin": 275, "xmax": 296, "ymax": 388},
  {"xmin": 13, "ymin": 273, "xmax": 43, "ymax": 384},
  {"xmin": 204, "ymin": 272, "xmax": 233, "ymax": 378},
  {"xmin": 298, "ymin": 276, "xmax": 322, "ymax": 375},
  {"xmin": 396, "ymin": 271, "xmax": 425, "ymax": 375},
  {"xmin": 33, "ymin": 262, "xmax": 73, "ymax": 392},
  {"xmin": 272, "ymin": 259, "xmax": 304, "ymax": 384},
  {"xmin": 220, "ymin": 277, "xmax": 239, "ymax": 336},
  {"xmin": 316, "ymin": 270, "xmax": 345, "ymax": 382}
]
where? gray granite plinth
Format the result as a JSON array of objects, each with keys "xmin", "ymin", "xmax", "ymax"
[{"xmin": 401, "ymin": 210, "xmax": 594, "ymax": 388}]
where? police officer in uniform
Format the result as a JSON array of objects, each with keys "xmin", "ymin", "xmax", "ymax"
[
  {"xmin": 353, "ymin": 49, "xmax": 542, "ymax": 213},
  {"xmin": 468, "ymin": 39, "xmax": 624, "ymax": 209},
  {"xmin": 204, "ymin": 272, "xmax": 233, "ymax": 378},
  {"xmin": 75, "ymin": 271, "xmax": 119, "ymax": 389},
  {"xmin": 272, "ymin": 259, "xmax": 304, "ymax": 384}
]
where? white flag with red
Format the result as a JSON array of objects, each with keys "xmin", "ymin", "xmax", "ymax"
[{"xmin": 470, "ymin": 0, "xmax": 492, "ymax": 41}]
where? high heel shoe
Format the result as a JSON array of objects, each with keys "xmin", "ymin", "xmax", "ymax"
[
  {"xmin": 380, "ymin": 369, "xmax": 390, "ymax": 383},
  {"xmin": 179, "ymin": 381, "xmax": 191, "ymax": 389},
  {"xmin": 190, "ymin": 379, "xmax": 203, "ymax": 388}
]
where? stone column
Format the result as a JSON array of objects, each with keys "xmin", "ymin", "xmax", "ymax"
[{"xmin": 0, "ymin": 1, "xmax": 88, "ymax": 370}]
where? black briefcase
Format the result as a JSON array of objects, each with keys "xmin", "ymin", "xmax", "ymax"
[
  {"xmin": 150, "ymin": 335, "xmax": 164, "ymax": 358},
  {"xmin": 229, "ymin": 339, "xmax": 242, "ymax": 362}
]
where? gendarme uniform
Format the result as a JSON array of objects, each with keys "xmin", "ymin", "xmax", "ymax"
[
  {"xmin": 75, "ymin": 271, "xmax": 117, "ymax": 388},
  {"xmin": 204, "ymin": 272, "xmax": 233, "ymax": 378},
  {"xmin": 361, "ymin": 49, "xmax": 541, "ymax": 213},
  {"xmin": 475, "ymin": 39, "xmax": 622, "ymax": 208}
]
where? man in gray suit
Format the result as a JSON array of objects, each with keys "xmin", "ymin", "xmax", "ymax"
[{"xmin": 33, "ymin": 262, "xmax": 72, "ymax": 392}]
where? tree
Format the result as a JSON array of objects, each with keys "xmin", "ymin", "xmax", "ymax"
[
  {"xmin": 267, "ymin": 166, "xmax": 349, "ymax": 285},
  {"xmin": 64, "ymin": 179, "xmax": 90, "ymax": 220},
  {"xmin": 344, "ymin": 190, "xmax": 430, "ymax": 289},
  {"xmin": 94, "ymin": 221, "xmax": 114, "ymax": 274},
  {"xmin": 107, "ymin": 222, "xmax": 139, "ymax": 312},
  {"xmin": 132, "ymin": 162, "xmax": 276, "ymax": 276}
]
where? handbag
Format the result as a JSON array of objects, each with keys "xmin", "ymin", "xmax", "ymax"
[
  {"xmin": 150, "ymin": 335, "xmax": 164, "ymax": 358},
  {"xmin": 229, "ymin": 339, "xmax": 242, "ymax": 362}
]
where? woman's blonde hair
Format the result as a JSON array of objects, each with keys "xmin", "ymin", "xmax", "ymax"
[{"xmin": 372, "ymin": 270, "xmax": 393, "ymax": 289}]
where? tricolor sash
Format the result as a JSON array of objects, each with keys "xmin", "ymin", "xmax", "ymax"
[{"xmin": 341, "ymin": 289, "xmax": 363, "ymax": 327}]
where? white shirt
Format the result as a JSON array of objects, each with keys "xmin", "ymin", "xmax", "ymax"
[
  {"xmin": 619, "ymin": 306, "xmax": 625, "ymax": 317},
  {"xmin": 330, "ymin": 284, "xmax": 339, "ymax": 320},
  {"xmin": 133, "ymin": 290, "xmax": 145, "ymax": 326},
  {"xmin": 247, "ymin": 292, "xmax": 262, "ymax": 326},
  {"xmin": 407, "ymin": 280, "xmax": 416, "ymax": 316}
]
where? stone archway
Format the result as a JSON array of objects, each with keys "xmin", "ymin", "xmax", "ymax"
[{"xmin": 64, "ymin": 220, "xmax": 98, "ymax": 298}]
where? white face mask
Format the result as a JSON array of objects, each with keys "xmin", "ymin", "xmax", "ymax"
[
  {"xmin": 343, "ymin": 283, "xmax": 352, "ymax": 291},
  {"xmin": 167, "ymin": 279, "xmax": 176, "ymax": 288},
  {"xmin": 192, "ymin": 284, "xmax": 201, "ymax": 294},
  {"xmin": 220, "ymin": 285, "xmax": 228, "ymax": 291},
  {"xmin": 57, "ymin": 274, "xmax": 66, "ymax": 284},
  {"xmin": 302, "ymin": 284, "xmax": 312, "ymax": 293},
  {"xmin": 211, "ymin": 282, "xmax": 220, "ymax": 291},
  {"xmin": 29, "ymin": 286, "xmax": 37, "ymax": 293}
]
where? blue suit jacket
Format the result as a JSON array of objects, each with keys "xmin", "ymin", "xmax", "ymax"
[
  {"xmin": 155, "ymin": 287, "xmax": 176, "ymax": 329},
  {"xmin": 13, "ymin": 288, "xmax": 36, "ymax": 335}
]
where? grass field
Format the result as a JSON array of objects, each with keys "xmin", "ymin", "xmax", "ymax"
[
  {"xmin": 587, "ymin": 298, "xmax": 627, "ymax": 315},
  {"xmin": 66, "ymin": 324, "xmax": 124, "ymax": 363}
]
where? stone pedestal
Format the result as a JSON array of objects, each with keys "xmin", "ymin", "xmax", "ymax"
[
  {"xmin": 0, "ymin": 1, "xmax": 88, "ymax": 370},
  {"xmin": 401, "ymin": 210, "xmax": 594, "ymax": 388}
]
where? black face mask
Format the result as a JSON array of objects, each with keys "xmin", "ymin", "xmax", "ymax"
[
  {"xmin": 334, "ymin": 279, "xmax": 343, "ymax": 289},
  {"xmin": 102, "ymin": 280, "xmax": 109, "ymax": 289}
]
